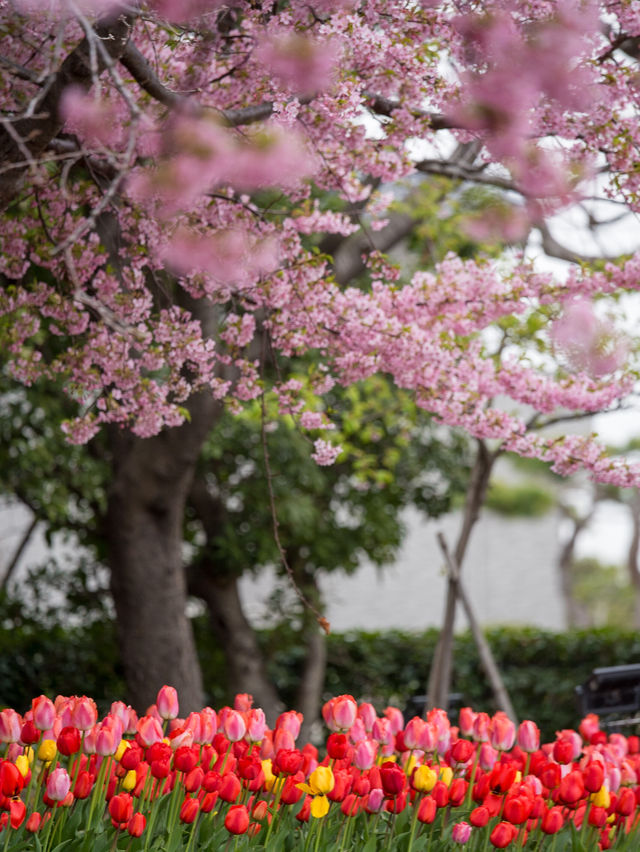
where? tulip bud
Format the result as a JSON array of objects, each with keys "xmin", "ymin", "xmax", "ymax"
[
  {"xmin": 225, "ymin": 803, "xmax": 250, "ymax": 834},
  {"xmin": 452, "ymin": 821, "xmax": 471, "ymax": 844},
  {"xmin": 46, "ymin": 767, "xmax": 71, "ymax": 802},
  {"xmin": 156, "ymin": 686, "xmax": 179, "ymax": 721}
]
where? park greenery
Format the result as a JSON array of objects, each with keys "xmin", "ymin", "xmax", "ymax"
[{"xmin": 3, "ymin": 0, "xmax": 640, "ymax": 846}]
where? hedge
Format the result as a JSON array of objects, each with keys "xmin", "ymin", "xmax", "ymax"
[{"xmin": 2, "ymin": 605, "xmax": 639, "ymax": 740}]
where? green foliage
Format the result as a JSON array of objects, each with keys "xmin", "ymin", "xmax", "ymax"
[
  {"xmin": 318, "ymin": 626, "xmax": 640, "ymax": 740},
  {"xmin": 485, "ymin": 479, "xmax": 555, "ymax": 517},
  {"xmin": 0, "ymin": 586, "xmax": 124, "ymax": 715},
  {"xmin": 191, "ymin": 379, "xmax": 471, "ymax": 592}
]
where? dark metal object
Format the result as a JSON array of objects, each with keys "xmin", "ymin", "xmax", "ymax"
[
  {"xmin": 407, "ymin": 693, "xmax": 464, "ymax": 719},
  {"xmin": 576, "ymin": 665, "xmax": 640, "ymax": 718}
]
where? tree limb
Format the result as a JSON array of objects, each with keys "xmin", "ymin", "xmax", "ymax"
[
  {"xmin": 0, "ymin": 9, "xmax": 136, "ymax": 212},
  {"xmin": 1, "ymin": 515, "xmax": 38, "ymax": 592}
]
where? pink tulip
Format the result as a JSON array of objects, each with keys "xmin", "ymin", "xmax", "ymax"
[
  {"xmin": 71, "ymin": 696, "xmax": 98, "ymax": 731},
  {"xmin": 353, "ymin": 739, "xmax": 377, "ymax": 771},
  {"xmin": 459, "ymin": 707, "xmax": 477, "ymax": 738},
  {"xmin": 32, "ymin": 696, "xmax": 56, "ymax": 732},
  {"xmin": 403, "ymin": 717, "xmax": 426, "ymax": 750},
  {"xmin": 222, "ymin": 710, "xmax": 246, "ymax": 743},
  {"xmin": 372, "ymin": 718, "xmax": 392, "ymax": 746},
  {"xmin": 358, "ymin": 703, "xmax": 377, "ymax": 732},
  {"xmin": 384, "ymin": 706, "xmax": 404, "ymax": 735},
  {"xmin": 234, "ymin": 693, "xmax": 253, "ymax": 712},
  {"xmin": 452, "ymin": 821, "xmax": 472, "ymax": 844},
  {"xmin": 472, "ymin": 712, "xmax": 491, "ymax": 743},
  {"xmin": 136, "ymin": 715, "xmax": 164, "ymax": 747},
  {"xmin": 517, "ymin": 720, "xmax": 540, "ymax": 753},
  {"xmin": 275, "ymin": 710, "xmax": 303, "ymax": 740},
  {"xmin": 46, "ymin": 768, "xmax": 70, "ymax": 802},
  {"xmin": 323, "ymin": 696, "xmax": 357, "ymax": 732},
  {"xmin": 246, "ymin": 709, "xmax": 267, "ymax": 743},
  {"xmin": 418, "ymin": 722, "xmax": 438, "ymax": 753},
  {"xmin": 157, "ymin": 686, "xmax": 179, "ymax": 721},
  {"xmin": 0, "ymin": 709, "xmax": 22, "ymax": 743},
  {"xmin": 490, "ymin": 712, "xmax": 516, "ymax": 751},
  {"xmin": 478, "ymin": 742, "xmax": 498, "ymax": 771},
  {"xmin": 199, "ymin": 708, "xmax": 217, "ymax": 744}
]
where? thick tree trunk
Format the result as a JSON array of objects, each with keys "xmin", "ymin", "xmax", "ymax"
[
  {"xmin": 107, "ymin": 391, "xmax": 218, "ymax": 715},
  {"xmin": 189, "ymin": 566, "xmax": 283, "ymax": 723}
]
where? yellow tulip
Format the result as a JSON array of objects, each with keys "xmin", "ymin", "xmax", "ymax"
[
  {"xmin": 592, "ymin": 786, "xmax": 611, "ymax": 809},
  {"xmin": 262, "ymin": 759, "xmax": 277, "ymax": 791},
  {"xmin": 115, "ymin": 740, "xmax": 129, "ymax": 762},
  {"xmin": 310, "ymin": 794, "xmax": 330, "ymax": 818},
  {"xmin": 309, "ymin": 766, "xmax": 335, "ymax": 795},
  {"xmin": 37, "ymin": 739, "xmax": 57, "ymax": 762},
  {"xmin": 413, "ymin": 764, "xmax": 437, "ymax": 793},
  {"xmin": 15, "ymin": 755, "xmax": 30, "ymax": 778},
  {"xmin": 438, "ymin": 765, "xmax": 453, "ymax": 786},
  {"xmin": 122, "ymin": 769, "xmax": 137, "ymax": 791}
]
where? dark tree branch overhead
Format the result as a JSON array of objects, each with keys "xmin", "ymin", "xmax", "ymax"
[{"xmin": 0, "ymin": 10, "xmax": 136, "ymax": 212}]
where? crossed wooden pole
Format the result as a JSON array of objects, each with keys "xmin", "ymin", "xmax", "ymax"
[{"xmin": 426, "ymin": 531, "xmax": 517, "ymax": 723}]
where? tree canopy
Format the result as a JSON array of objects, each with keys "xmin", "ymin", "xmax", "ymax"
[
  {"xmin": 3, "ymin": 0, "xmax": 640, "ymax": 712},
  {"xmin": 1, "ymin": 0, "xmax": 639, "ymax": 480}
]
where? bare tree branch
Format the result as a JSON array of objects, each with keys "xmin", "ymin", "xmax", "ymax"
[
  {"xmin": 0, "ymin": 9, "xmax": 136, "ymax": 212},
  {"xmin": 537, "ymin": 221, "xmax": 623, "ymax": 265},
  {"xmin": 415, "ymin": 158, "xmax": 516, "ymax": 191},
  {"xmin": 0, "ymin": 515, "xmax": 38, "ymax": 592}
]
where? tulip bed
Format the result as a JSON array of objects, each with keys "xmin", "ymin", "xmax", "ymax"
[{"xmin": 0, "ymin": 689, "xmax": 639, "ymax": 850}]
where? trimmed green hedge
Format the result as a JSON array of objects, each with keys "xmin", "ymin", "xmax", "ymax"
[
  {"xmin": 2, "ymin": 607, "xmax": 639, "ymax": 740},
  {"xmin": 319, "ymin": 627, "xmax": 640, "ymax": 740}
]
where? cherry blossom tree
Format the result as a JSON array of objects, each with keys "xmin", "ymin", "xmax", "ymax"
[{"xmin": 2, "ymin": 0, "xmax": 640, "ymax": 711}]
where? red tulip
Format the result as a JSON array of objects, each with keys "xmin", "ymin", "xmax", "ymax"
[
  {"xmin": 225, "ymin": 804, "xmax": 250, "ymax": 835},
  {"xmin": 20, "ymin": 720, "xmax": 40, "ymax": 745},
  {"xmin": 583, "ymin": 761, "xmax": 605, "ymax": 793},
  {"xmin": 57, "ymin": 726, "xmax": 81, "ymax": 756},
  {"xmin": 470, "ymin": 806, "xmax": 490, "ymax": 827},
  {"xmin": 553, "ymin": 739, "xmax": 574, "ymax": 765},
  {"xmin": 451, "ymin": 738, "xmax": 474, "ymax": 765},
  {"xmin": 127, "ymin": 813, "xmax": 146, "ymax": 837},
  {"xmin": 449, "ymin": 777, "xmax": 468, "ymax": 806},
  {"xmin": 541, "ymin": 806, "xmax": 564, "ymax": 834},
  {"xmin": 9, "ymin": 798, "xmax": 26, "ymax": 829},
  {"xmin": 180, "ymin": 796, "xmax": 199, "ymax": 824},
  {"xmin": 558, "ymin": 770, "xmax": 585, "ymax": 805},
  {"xmin": 503, "ymin": 794, "xmax": 532, "ymax": 825},
  {"xmin": 174, "ymin": 745, "xmax": 198, "ymax": 773},
  {"xmin": 417, "ymin": 796, "xmax": 437, "ymax": 824},
  {"xmin": 109, "ymin": 793, "xmax": 133, "ymax": 825},
  {"xmin": 490, "ymin": 821, "xmax": 518, "ymax": 848},
  {"xmin": 218, "ymin": 772, "xmax": 241, "ymax": 803},
  {"xmin": 616, "ymin": 786, "xmax": 636, "ymax": 816},
  {"xmin": 432, "ymin": 780, "xmax": 449, "ymax": 808},
  {"xmin": 380, "ymin": 761, "xmax": 405, "ymax": 796},
  {"xmin": 327, "ymin": 733, "xmax": 349, "ymax": 759},
  {"xmin": 0, "ymin": 761, "xmax": 24, "ymax": 797},
  {"xmin": 184, "ymin": 766, "xmax": 204, "ymax": 793}
]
